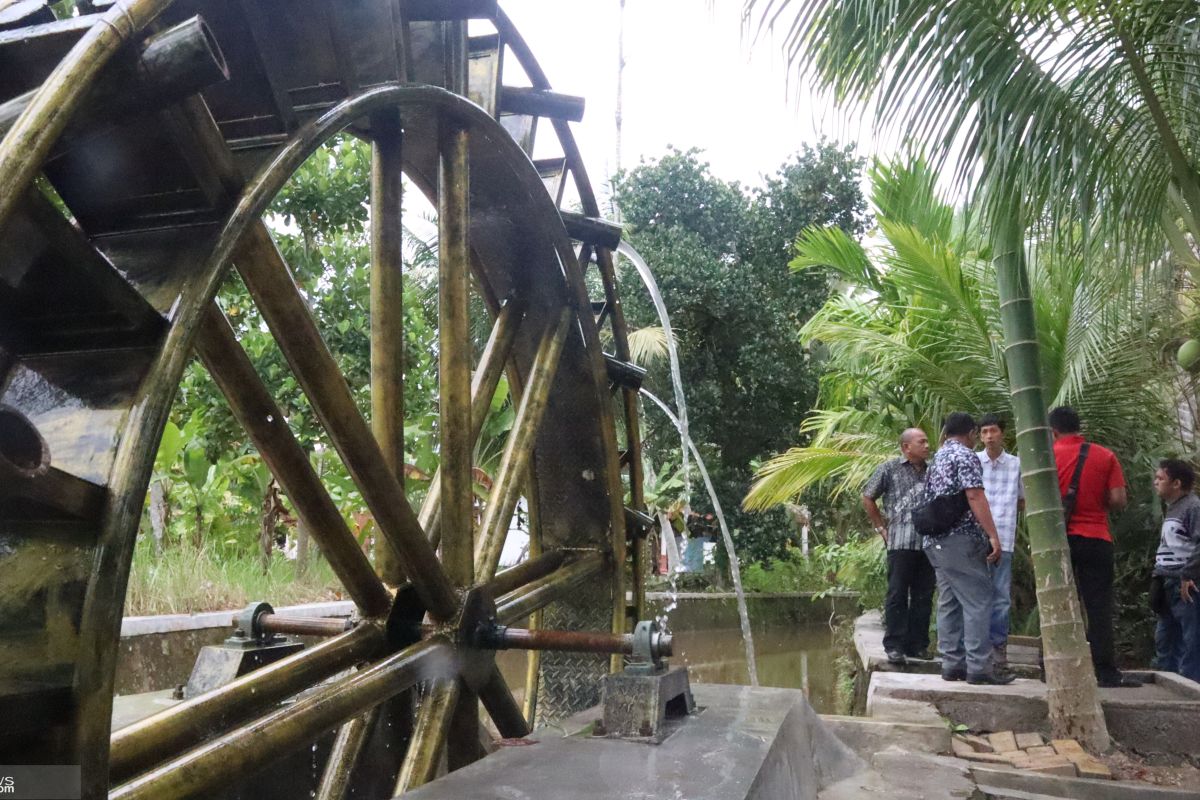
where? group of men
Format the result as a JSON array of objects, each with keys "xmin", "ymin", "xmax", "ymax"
[{"xmin": 863, "ymin": 407, "xmax": 1200, "ymax": 687}]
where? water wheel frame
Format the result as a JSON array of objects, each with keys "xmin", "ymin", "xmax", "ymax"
[{"xmin": 0, "ymin": 2, "xmax": 649, "ymax": 797}]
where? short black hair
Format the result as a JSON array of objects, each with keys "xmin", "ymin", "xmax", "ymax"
[
  {"xmin": 942, "ymin": 412, "xmax": 976, "ymax": 438},
  {"xmin": 978, "ymin": 413, "xmax": 1005, "ymax": 432},
  {"xmin": 1159, "ymin": 459, "xmax": 1196, "ymax": 492},
  {"xmin": 1048, "ymin": 406, "xmax": 1081, "ymax": 434}
]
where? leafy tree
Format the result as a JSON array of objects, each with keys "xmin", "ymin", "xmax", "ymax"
[
  {"xmin": 612, "ymin": 144, "xmax": 867, "ymax": 564},
  {"xmin": 746, "ymin": 157, "xmax": 1178, "ymax": 510}
]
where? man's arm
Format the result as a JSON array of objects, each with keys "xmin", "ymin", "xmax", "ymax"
[
  {"xmin": 1106, "ymin": 486, "xmax": 1128, "ymax": 513},
  {"xmin": 1105, "ymin": 453, "xmax": 1128, "ymax": 512},
  {"xmin": 1181, "ymin": 506, "xmax": 1200, "ymax": 602},
  {"xmin": 862, "ymin": 495, "xmax": 888, "ymax": 544},
  {"xmin": 966, "ymin": 487, "xmax": 1002, "ymax": 564}
]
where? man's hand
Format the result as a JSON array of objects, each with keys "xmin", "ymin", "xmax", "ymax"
[
  {"xmin": 986, "ymin": 535, "xmax": 1002, "ymax": 565},
  {"xmin": 1183, "ymin": 579, "xmax": 1197, "ymax": 603}
]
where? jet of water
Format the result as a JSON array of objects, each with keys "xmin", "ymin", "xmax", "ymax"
[
  {"xmin": 641, "ymin": 388, "xmax": 759, "ymax": 687},
  {"xmin": 617, "ymin": 241, "xmax": 692, "ymax": 504}
]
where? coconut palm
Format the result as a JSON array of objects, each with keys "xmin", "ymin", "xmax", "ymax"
[{"xmin": 744, "ymin": 0, "xmax": 1200, "ymax": 746}]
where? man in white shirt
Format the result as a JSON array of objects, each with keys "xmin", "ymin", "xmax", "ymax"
[{"xmin": 977, "ymin": 414, "xmax": 1024, "ymax": 674}]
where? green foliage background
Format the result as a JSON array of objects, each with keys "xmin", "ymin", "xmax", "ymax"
[{"xmin": 612, "ymin": 143, "xmax": 868, "ymax": 565}]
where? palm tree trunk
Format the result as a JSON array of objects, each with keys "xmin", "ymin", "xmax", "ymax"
[{"xmin": 992, "ymin": 209, "xmax": 1110, "ymax": 751}]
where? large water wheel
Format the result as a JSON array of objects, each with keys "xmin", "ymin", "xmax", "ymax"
[{"xmin": 0, "ymin": 1, "xmax": 650, "ymax": 796}]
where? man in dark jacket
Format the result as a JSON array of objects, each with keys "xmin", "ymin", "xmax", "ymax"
[{"xmin": 1151, "ymin": 458, "xmax": 1200, "ymax": 682}]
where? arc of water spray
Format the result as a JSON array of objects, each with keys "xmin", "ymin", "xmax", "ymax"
[
  {"xmin": 641, "ymin": 388, "xmax": 759, "ymax": 686},
  {"xmin": 617, "ymin": 242, "xmax": 692, "ymax": 503}
]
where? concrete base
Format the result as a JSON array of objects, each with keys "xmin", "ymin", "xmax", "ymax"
[
  {"xmin": 820, "ymin": 714, "xmax": 951, "ymax": 757},
  {"xmin": 820, "ymin": 749, "xmax": 979, "ymax": 799},
  {"xmin": 868, "ymin": 670, "xmax": 1200, "ymax": 759},
  {"xmin": 401, "ymin": 684, "xmax": 863, "ymax": 800},
  {"xmin": 972, "ymin": 765, "xmax": 1200, "ymax": 799}
]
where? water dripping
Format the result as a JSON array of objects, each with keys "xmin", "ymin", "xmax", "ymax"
[{"xmin": 641, "ymin": 388, "xmax": 759, "ymax": 686}]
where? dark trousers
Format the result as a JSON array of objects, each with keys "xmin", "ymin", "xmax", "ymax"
[
  {"xmin": 1068, "ymin": 535, "xmax": 1118, "ymax": 679},
  {"xmin": 884, "ymin": 549, "xmax": 936, "ymax": 655}
]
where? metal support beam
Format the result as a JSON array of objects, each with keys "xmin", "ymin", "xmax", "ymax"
[
  {"xmin": 561, "ymin": 211, "xmax": 622, "ymax": 250},
  {"xmin": 195, "ymin": 305, "xmax": 393, "ymax": 618},
  {"xmin": 405, "ymin": 0, "xmax": 496, "ymax": 21},
  {"xmin": 110, "ymin": 639, "xmax": 448, "ymax": 800},
  {"xmin": 485, "ymin": 549, "xmax": 568, "ymax": 598},
  {"xmin": 477, "ymin": 666, "xmax": 528, "ymax": 738},
  {"xmin": 393, "ymin": 678, "xmax": 459, "ymax": 793},
  {"xmin": 475, "ymin": 310, "xmax": 571, "ymax": 580},
  {"xmin": 314, "ymin": 708, "xmax": 379, "ymax": 800},
  {"xmin": 109, "ymin": 623, "xmax": 385, "ymax": 784},
  {"xmin": 233, "ymin": 222, "xmax": 458, "ymax": 621},
  {"xmin": 496, "ymin": 552, "xmax": 607, "ymax": 625},
  {"xmin": 370, "ymin": 108, "xmax": 407, "ymax": 586},
  {"xmin": 420, "ymin": 296, "xmax": 524, "ymax": 547},
  {"xmin": 499, "ymin": 86, "xmax": 585, "ymax": 122},
  {"xmin": 437, "ymin": 121, "xmax": 474, "ymax": 588}
]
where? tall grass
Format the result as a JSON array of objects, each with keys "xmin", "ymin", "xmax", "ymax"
[{"xmin": 124, "ymin": 538, "xmax": 347, "ymax": 617}]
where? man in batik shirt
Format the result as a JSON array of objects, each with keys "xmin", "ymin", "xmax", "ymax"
[{"xmin": 923, "ymin": 412, "xmax": 1010, "ymax": 684}]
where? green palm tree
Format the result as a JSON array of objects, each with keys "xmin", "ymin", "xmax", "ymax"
[
  {"xmin": 744, "ymin": 157, "xmax": 1176, "ymax": 745},
  {"xmin": 747, "ymin": 158, "xmax": 1173, "ymax": 508}
]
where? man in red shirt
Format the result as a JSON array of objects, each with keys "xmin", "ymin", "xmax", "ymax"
[{"xmin": 1050, "ymin": 406, "xmax": 1141, "ymax": 688}]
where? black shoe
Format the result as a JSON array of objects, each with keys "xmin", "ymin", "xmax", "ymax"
[
  {"xmin": 886, "ymin": 649, "xmax": 907, "ymax": 665},
  {"xmin": 1097, "ymin": 673, "xmax": 1142, "ymax": 688},
  {"xmin": 941, "ymin": 669, "xmax": 966, "ymax": 682},
  {"xmin": 968, "ymin": 672, "xmax": 1017, "ymax": 685},
  {"xmin": 906, "ymin": 648, "xmax": 932, "ymax": 660}
]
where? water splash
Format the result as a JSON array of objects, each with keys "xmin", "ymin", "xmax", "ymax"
[
  {"xmin": 641, "ymin": 389, "xmax": 759, "ymax": 686},
  {"xmin": 617, "ymin": 241, "xmax": 692, "ymax": 503}
]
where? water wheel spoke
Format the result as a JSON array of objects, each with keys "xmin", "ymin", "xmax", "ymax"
[
  {"xmin": 233, "ymin": 220, "xmax": 458, "ymax": 620},
  {"xmin": 496, "ymin": 552, "xmax": 606, "ymax": 625},
  {"xmin": 110, "ymin": 638, "xmax": 448, "ymax": 800},
  {"xmin": 437, "ymin": 120, "xmax": 474, "ymax": 588},
  {"xmin": 421, "ymin": 295, "xmax": 525, "ymax": 546},
  {"xmin": 475, "ymin": 309, "xmax": 572, "ymax": 581},
  {"xmin": 478, "ymin": 665, "xmax": 529, "ymax": 738},
  {"xmin": 393, "ymin": 677, "xmax": 460, "ymax": 794},
  {"xmin": 370, "ymin": 108, "xmax": 408, "ymax": 586},
  {"xmin": 195, "ymin": 304, "xmax": 392, "ymax": 618},
  {"xmin": 109, "ymin": 623, "xmax": 385, "ymax": 785},
  {"xmin": 314, "ymin": 707, "xmax": 380, "ymax": 800}
]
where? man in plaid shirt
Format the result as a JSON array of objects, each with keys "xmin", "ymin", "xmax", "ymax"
[
  {"xmin": 863, "ymin": 428, "xmax": 933, "ymax": 663},
  {"xmin": 977, "ymin": 414, "xmax": 1024, "ymax": 675}
]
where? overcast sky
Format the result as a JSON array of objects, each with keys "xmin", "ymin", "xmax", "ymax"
[{"xmin": 499, "ymin": 1, "xmax": 885, "ymax": 197}]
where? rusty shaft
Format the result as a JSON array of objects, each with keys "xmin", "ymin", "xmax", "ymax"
[
  {"xmin": 477, "ymin": 625, "xmax": 672, "ymax": 659},
  {"xmin": 254, "ymin": 613, "xmax": 355, "ymax": 637}
]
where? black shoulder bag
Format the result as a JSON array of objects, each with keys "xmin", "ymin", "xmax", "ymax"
[
  {"xmin": 912, "ymin": 489, "xmax": 969, "ymax": 537},
  {"xmin": 1061, "ymin": 442, "xmax": 1090, "ymax": 527}
]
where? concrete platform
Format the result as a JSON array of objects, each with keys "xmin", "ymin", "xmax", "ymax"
[
  {"xmin": 854, "ymin": 610, "xmax": 1042, "ymax": 679},
  {"xmin": 402, "ymin": 684, "xmax": 863, "ymax": 800},
  {"xmin": 867, "ymin": 670, "xmax": 1200, "ymax": 758}
]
